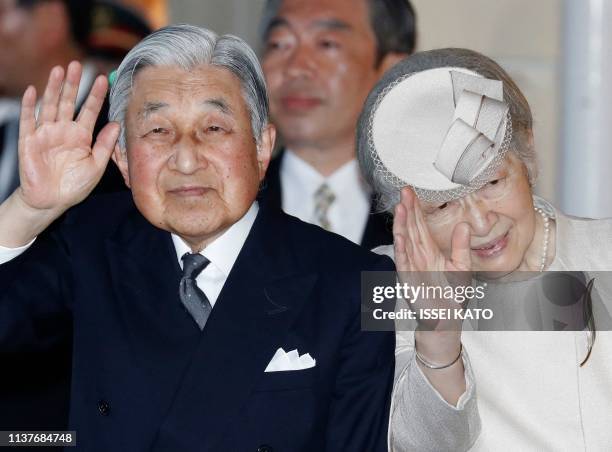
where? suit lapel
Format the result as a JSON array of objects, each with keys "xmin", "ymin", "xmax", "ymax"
[
  {"xmin": 152, "ymin": 205, "xmax": 318, "ymax": 451},
  {"xmin": 105, "ymin": 209, "xmax": 189, "ymax": 343}
]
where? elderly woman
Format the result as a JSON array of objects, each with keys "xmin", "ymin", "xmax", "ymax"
[{"xmin": 357, "ymin": 48, "xmax": 612, "ymax": 451}]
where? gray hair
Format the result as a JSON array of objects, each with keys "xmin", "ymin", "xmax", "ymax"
[
  {"xmin": 109, "ymin": 24, "xmax": 269, "ymax": 150},
  {"xmin": 259, "ymin": 0, "xmax": 416, "ymax": 65},
  {"xmin": 357, "ymin": 48, "xmax": 538, "ymax": 214}
]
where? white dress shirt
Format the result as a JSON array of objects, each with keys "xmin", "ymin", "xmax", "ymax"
[
  {"xmin": 280, "ymin": 150, "xmax": 371, "ymax": 244},
  {"xmin": 0, "ymin": 240, "xmax": 34, "ymax": 264},
  {"xmin": 172, "ymin": 202, "xmax": 258, "ymax": 306},
  {"xmin": 0, "ymin": 203, "xmax": 259, "ymax": 307}
]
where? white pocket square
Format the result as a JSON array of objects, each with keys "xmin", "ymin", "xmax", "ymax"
[{"xmin": 264, "ymin": 347, "xmax": 316, "ymax": 372}]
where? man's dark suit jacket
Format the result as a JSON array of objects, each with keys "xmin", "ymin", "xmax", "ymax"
[
  {"xmin": 0, "ymin": 192, "xmax": 395, "ymax": 451},
  {"xmin": 259, "ymin": 150, "xmax": 393, "ymax": 250}
]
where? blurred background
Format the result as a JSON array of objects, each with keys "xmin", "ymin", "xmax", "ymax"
[
  {"xmin": 165, "ymin": 0, "xmax": 612, "ymax": 219},
  {"xmin": 2, "ymin": 0, "xmax": 611, "ymax": 217}
]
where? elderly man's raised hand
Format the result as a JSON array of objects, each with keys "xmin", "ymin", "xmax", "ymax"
[
  {"xmin": 0, "ymin": 62, "xmax": 119, "ymax": 248},
  {"xmin": 17, "ymin": 62, "xmax": 119, "ymax": 214}
]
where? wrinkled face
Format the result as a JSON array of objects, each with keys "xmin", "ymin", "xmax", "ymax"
[
  {"xmin": 113, "ymin": 65, "xmax": 274, "ymax": 250},
  {"xmin": 262, "ymin": 0, "xmax": 383, "ymax": 149},
  {"xmin": 420, "ymin": 154, "xmax": 536, "ymax": 274}
]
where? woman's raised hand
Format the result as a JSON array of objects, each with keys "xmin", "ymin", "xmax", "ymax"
[
  {"xmin": 393, "ymin": 187, "xmax": 471, "ymax": 404},
  {"xmin": 17, "ymin": 61, "xmax": 120, "ymax": 215},
  {"xmin": 393, "ymin": 187, "xmax": 471, "ymax": 274},
  {"xmin": 392, "ymin": 186, "xmax": 472, "ymax": 332}
]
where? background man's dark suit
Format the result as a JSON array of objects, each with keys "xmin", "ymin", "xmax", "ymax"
[
  {"xmin": 0, "ymin": 191, "xmax": 395, "ymax": 451},
  {"xmin": 259, "ymin": 150, "xmax": 393, "ymax": 250}
]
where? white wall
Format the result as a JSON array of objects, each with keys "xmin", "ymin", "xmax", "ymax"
[
  {"xmin": 560, "ymin": 0, "xmax": 612, "ymax": 217},
  {"xmin": 410, "ymin": 0, "xmax": 561, "ymax": 203}
]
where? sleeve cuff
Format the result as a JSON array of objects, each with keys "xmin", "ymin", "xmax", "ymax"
[
  {"xmin": 413, "ymin": 348, "xmax": 476, "ymax": 410},
  {"xmin": 389, "ymin": 345, "xmax": 481, "ymax": 451},
  {"xmin": 0, "ymin": 238, "xmax": 36, "ymax": 265}
]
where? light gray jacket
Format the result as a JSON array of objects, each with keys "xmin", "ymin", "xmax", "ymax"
[{"xmin": 377, "ymin": 198, "xmax": 612, "ymax": 451}]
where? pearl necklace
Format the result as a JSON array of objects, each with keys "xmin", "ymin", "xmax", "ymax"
[{"xmin": 534, "ymin": 206, "xmax": 551, "ymax": 272}]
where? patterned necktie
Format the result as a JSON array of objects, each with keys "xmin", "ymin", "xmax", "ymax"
[
  {"xmin": 314, "ymin": 183, "xmax": 336, "ymax": 231},
  {"xmin": 179, "ymin": 253, "xmax": 212, "ymax": 330}
]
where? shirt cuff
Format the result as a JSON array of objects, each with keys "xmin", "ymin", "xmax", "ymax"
[{"xmin": 0, "ymin": 238, "xmax": 36, "ymax": 265}]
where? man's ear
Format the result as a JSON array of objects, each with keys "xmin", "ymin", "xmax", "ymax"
[
  {"xmin": 111, "ymin": 144, "xmax": 131, "ymax": 188},
  {"xmin": 377, "ymin": 52, "xmax": 408, "ymax": 75},
  {"xmin": 256, "ymin": 123, "xmax": 276, "ymax": 180}
]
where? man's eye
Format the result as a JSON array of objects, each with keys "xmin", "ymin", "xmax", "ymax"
[
  {"xmin": 207, "ymin": 125, "xmax": 223, "ymax": 132},
  {"xmin": 438, "ymin": 202, "xmax": 448, "ymax": 210},
  {"xmin": 265, "ymin": 39, "xmax": 290, "ymax": 52},
  {"xmin": 319, "ymin": 39, "xmax": 339, "ymax": 49},
  {"xmin": 489, "ymin": 179, "xmax": 499, "ymax": 185},
  {"xmin": 149, "ymin": 127, "xmax": 167, "ymax": 135},
  {"xmin": 266, "ymin": 41, "xmax": 281, "ymax": 51}
]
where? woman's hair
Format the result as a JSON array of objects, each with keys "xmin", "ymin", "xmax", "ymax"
[{"xmin": 357, "ymin": 48, "xmax": 538, "ymax": 213}]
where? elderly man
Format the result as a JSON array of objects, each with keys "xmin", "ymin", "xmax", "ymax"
[
  {"xmin": 0, "ymin": 25, "xmax": 395, "ymax": 450},
  {"xmin": 258, "ymin": 0, "xmax": 416, "ymax": 249}
]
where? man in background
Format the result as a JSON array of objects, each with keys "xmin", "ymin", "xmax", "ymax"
[
  {"xmin": 0, "ymin": 0, "xmax": 151, "ymax": 202},
  {"xmin": 259, "ymin": 0, "xmax": 416, "ymax": 249},
  {"xmin": 0, "ymin": 0, "xmax": 93, "ymax": 201}
]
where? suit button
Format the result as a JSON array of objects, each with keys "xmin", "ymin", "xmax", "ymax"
[
  {"xmin": 257, "ymin": 446, "xmax": 273, "ymax": 452},
  {"xmin": 98, "ymin": 400, "xmax": 110, "ymax": 416}
]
